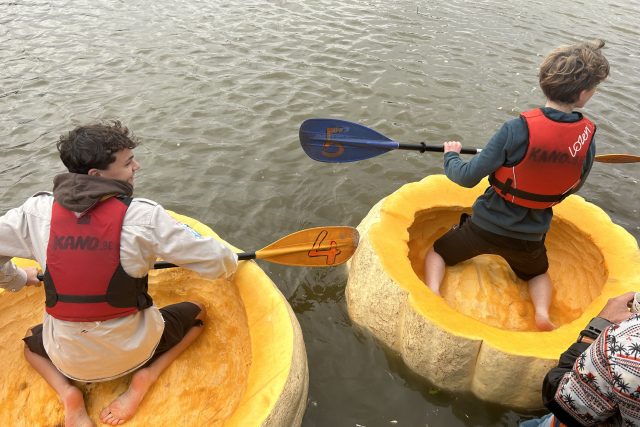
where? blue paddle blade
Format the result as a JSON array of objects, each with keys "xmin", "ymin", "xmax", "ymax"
[{"xmin": 299, "ymin": 118, "xmax": 400, "ymax": 162}]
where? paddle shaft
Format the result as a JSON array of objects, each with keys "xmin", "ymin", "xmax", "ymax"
[
  {"xmin": 141, "ymin": 252, "xmax": 255, "ymax": 272},
  {"xmin": 401, "ymin": 143, "xmax": 631, "ymax": 163},
  {"xmin": 398, "ymin": 142, "xmax": 480, "ymax": 155}
]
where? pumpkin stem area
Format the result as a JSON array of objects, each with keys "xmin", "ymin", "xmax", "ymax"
[{"xmin": 408, "ymin": 208, "xmax": 608, "ymax": 331}]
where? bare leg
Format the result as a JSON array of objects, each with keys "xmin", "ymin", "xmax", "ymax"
[
  {"xmin": 528, "ymin": 273, "xmax": 556, "ymax": 331},
  {"xmin": 424, "ymin": 247, "xmax": 446, "ymax": 296},
  {"xmin": 23, "ymin": 337, "xmax": 95, "ymax": 427},
  {"xmin": 100, "ymin": 303, "xmax": 206, "ymax": 425}
]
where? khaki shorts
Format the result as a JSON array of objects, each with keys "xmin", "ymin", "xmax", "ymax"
[{"xmin": 433, "ymin": 214, "xmax": 549, "ymax": 281}]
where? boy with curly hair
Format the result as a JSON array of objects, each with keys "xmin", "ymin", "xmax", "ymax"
[
  {"xmin": 424, "ymin": 39, "xmax": 610, "ymax": 331},
  {"xmin": 1, "ymin": 122, "xmax": 237, "ymax": 426}
]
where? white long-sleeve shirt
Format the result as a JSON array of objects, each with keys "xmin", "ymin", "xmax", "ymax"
[{"xmin": 0, "ymin": 192, "xmax": 238, "ymax": 381}]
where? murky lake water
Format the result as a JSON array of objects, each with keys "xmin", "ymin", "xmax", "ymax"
[{"xmin": 2, "ymin": 0, "xmax": 639, "ymax": 425}]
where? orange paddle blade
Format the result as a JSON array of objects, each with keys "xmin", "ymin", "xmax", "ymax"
[
  {"xmin": 595, "ymin": 154, "xmax": 640, "ymax": 163},
  {"xmin": 254, "ymin": 226, "xmax": 359, "ymax": 267}
]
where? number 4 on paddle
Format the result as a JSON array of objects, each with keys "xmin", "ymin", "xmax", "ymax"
[
  {"xmin": 308, "ymin": 229, "xmax": 341, "ymax": 265},
  {"xmin": 254, "ymin": 226, "xmax": 358, "ymax": 267}
]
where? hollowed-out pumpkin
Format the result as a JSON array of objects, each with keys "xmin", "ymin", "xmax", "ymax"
[
  {"xmin": 346, "ymin": 175, "xmax": 640, "ymax": 409},
  {"xmin": 0, "ymin": 212, "xmax": 308, "ymax": 426}
]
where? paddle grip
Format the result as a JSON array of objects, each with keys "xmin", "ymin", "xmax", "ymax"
[{"xmin": 460, "ymin": 147, "xmax": 481, "ymax": 155}]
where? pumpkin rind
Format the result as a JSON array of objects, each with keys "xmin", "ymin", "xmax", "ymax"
[{"xmin": 346, "ymin": 175, "xmax": 640, "ymax": 409}]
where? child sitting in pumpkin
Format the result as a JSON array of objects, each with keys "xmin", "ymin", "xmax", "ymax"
[{"xmin": 424, "ymin": 39, "xmax": 610, "ymax": 331}]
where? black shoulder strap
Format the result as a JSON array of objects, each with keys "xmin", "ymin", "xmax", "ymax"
[{"xmin": 115, "ymin": 195, "xmax": 133, "ymax": 206}]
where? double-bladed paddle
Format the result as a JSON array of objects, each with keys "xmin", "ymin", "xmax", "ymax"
[
  {"xmin": 35, "ymin": 226, "xmax": 359, "ymax": 280},
  {"xmin": 299, "ymin": 118, "xmax": 640, "ymax": 164}
]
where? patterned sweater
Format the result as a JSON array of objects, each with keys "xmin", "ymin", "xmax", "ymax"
[{"xmin": 543, "ymin": 315, "xmax": 640, "ymax": 426}]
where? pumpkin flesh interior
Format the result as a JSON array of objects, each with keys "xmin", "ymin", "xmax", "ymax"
[{"xmin": 407, "ymin": 207, "xmax": 608, "ymax": 331}]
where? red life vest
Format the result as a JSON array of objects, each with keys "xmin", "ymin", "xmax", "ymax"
[
  {"xmin": 44, "ymin": 197, "xmax": 152, "ymax": 322},
  {"xmin": 489, "ymin": 108, "xmax": 595, "ymax": 209}
]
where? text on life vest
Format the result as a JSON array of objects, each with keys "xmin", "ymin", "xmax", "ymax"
[
  {"xmin": 569, "ymin": 125, "xmax": 591, "ymax": 157},
  {"xmin": 52, "ymin": 235, "xmax": 113, "ymax": 251}
]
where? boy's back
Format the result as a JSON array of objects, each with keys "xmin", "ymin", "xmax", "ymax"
[
  {"xmin": 424, "ymin": 39, "xmax": 609, "ymax": 331},
  {"xmin": 443, "ymin": 107, "xmax": 595, "ymax": 240}
]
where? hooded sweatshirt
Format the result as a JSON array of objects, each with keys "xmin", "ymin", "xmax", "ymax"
[
  {"xmin": 52, "ymin": 173, "xmax": 133, "ymax": 213},
  {"xmin": 0, "ymin": 173, "xmax": 237, "ymax": 381}
]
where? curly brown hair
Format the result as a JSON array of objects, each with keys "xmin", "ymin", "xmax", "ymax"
[
  {"xmin": 57, "ymin": 121, "xmax": 138, "ymax": 174},
  {"xmin": 539, "ymin": 39, "xmax": 610, "ymax": 104}
]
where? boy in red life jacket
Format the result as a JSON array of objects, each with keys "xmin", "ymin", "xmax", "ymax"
[
  {"xmin": 423, "ymin": 39, "xmax": 610, "ymax": 331},
  {"xmin": 0, "ymin": 122, "xmax": 238, "ymax": 426}
]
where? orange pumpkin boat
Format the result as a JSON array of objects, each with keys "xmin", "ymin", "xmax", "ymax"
[{"xmin": 346, "ymin": 175, "xmax": 640, "ymax": 409}]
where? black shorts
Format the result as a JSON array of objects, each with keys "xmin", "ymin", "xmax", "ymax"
[
  {"xmin": 144, "ymin": 301, "xmax": 203, "ymax": 366},
  {"xmin": 23, "ymin": 302, "xmax": 203, "ymax": 365},
  {"xmin": 433, "ymin": 214, "xmax": 548, "ymax": 281}
]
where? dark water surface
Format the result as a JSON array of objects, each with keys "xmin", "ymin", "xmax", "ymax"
[{"xmin": 2, "ymin": 0, "xmax": 639, "ymax": 425}]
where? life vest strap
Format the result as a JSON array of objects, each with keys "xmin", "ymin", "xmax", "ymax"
[
  {"xmin": 116, "ymin": 196, "xmax": 133, "ymax": 206},
  {"xmin": 489, "ymin": 174, "xmax": 566, "ymax": 203},
  {"xmin": 57, "ymin": 294, "xmax": 108, "ymax": 303}
]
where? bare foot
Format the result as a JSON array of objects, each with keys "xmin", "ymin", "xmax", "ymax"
[
  {"xmin": 62, "ymin": 385, "xmax": 95, "ymax": 427},
  {"xmin": 535, "ymin": 314, "xmax": 556, "ymax": 331},
  {"xmin": 99, "ymin": 369, "xmax": 154, "ymax": 425}
]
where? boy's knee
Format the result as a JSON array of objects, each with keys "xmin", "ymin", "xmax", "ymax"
[
  {"xmin": 23, "ymin": 338, "xmax": 33, "ymax": 357},
  {"xmin": 191, "ymin": 301, "xmax": 206, "ymax": 319}
]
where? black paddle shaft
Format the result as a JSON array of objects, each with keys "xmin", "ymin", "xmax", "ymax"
[
  {"xmin": 151, "ymin": 252, "xmax": 255, "ymax": 270},
  {"xmin": 398, "ymin": 142, "xmax": 480, "ymax": 155},
  {"xmin": 150, "ymin": 252, "xmax": 255, "ymax": 270}
]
